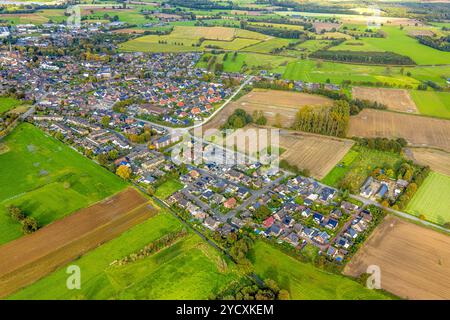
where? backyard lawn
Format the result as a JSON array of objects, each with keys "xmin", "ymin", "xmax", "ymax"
[{"xmin": 154, "ymin": 179, "xmax": 184, "ymax": 200}]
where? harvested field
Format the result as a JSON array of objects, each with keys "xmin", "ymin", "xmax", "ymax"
[
  {"xmin": 279, "ymin": 129, "xmax": 354, "ymax": 179},
  {"xmin": 313, "ymin": 22, "xmax": 341, "ymax": 33},
  {"xmin": 348, "ymin": 109, "xmax": 450, "ymax": 152},
  {"xmin": 408, "ymin": 29, "xmax": 435, "ymax": 37},
  {"xmin": 406, "ymin": 148, "xmax": 450, "ymax": 176},
  {"xmin": 344, "ymin": 215, "xmax": 450, "ymax": 300},
  {"xmin": 204, "ymin": 89, "xmax": 332, "ymax": 130},
  {"xmin": 215, "ymin": 125, "xmax": 353, "ymax": 179},
  {"xmin": 0, "ymin": 188, "xmax": 156, "ymax": 298},
  {"xmin": 351, "ymin": 87, "xmax": 418, "ymax": 113}
]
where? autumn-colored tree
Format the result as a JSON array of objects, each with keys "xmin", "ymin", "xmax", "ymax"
[{"xmin": 116, "ymin": 165, "xmax": 132, "ymax": 180}]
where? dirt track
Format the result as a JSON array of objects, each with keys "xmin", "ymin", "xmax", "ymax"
[
  {"xmin": 344, "ymin": 215, "xmax": 450, "ymax": 300},
  {"xmin": 0, "ymin": 188, "xmax": 156, "ymax": 298}
]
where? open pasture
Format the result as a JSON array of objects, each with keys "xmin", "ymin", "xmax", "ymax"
[
  {"xmin": 348, "ymin": 109, "xmax": 450, "ymax": 152},
  {"xmin": 0, "ymin": 188, "xmax": 155, "ymax": 298},
  {"xmin": 0, "ymin": 124, "xmax": 126, "ymax": 245},
  {"xmin": 410, "ymin": 90, "xmax": 450, "ymax": 120},
  {"xmin": 8, "ymin": 211, "xmax": 242, "ymax": 300},
  {"xmin": 250, "ymin": 241, "xmax": 391, "ymax": 300},
  {"xmin": 405, "ymin": 172, "xmax": 450, "ymax": 225},
  {"xmin": 345, "ymin": 215, "xmax": 450, "ymax": 300},
  {"xmin": 351, "ymin": 86, "xmax": 418, "ymax": 113}
]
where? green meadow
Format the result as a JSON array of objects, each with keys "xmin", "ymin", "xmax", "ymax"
[
  {"xmin": 406, "ymin": 172, "xmax": 450, "ymax": 225},
  {"xmin": 250, "ymin": 241, "xmax": 392, "ymax": 300},
  {"xmin": 154, "ymin": 179, "xmax": 184, "ymax": 200},
  {"xmin": 321, "ymin": 149, "xmax": 359, "ymax": 186},
  {"xmin": 283, "ymin": 59, "xmax": 450, "ymax": 87},
  {"xmin": 410, "ymin": 90, "xmax": 450, "ymax": 119},
  {"xmin": 9, "ymin": 212, "xmax": 243, "ymax": 299},
  {"xmin": 361, "ymin": 27, "xmax": 450, "ymax": 65},
  {"xmin": 0, "ymin": 96, "xmax": 23, "ymax": 114},
  {"xmin": 0, "ymin": 124, "xmax": 126, "ymax": 244}
]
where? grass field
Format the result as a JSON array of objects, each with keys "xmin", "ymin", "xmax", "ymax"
[
  {"xmin": 250, "ymin": 241, "xmax": 392, "ymax": 300},
  {"xmin": 9, "ymin": 212, "xmax": 243, "ymax": 299},
  {"xmin": 0, "ymin": 124, "xmax": 126, "ymax": 245},
  {"xmin": 0, "ymin": 97, "xmax": 23, "ymax": 114},
  {"xmin": 321, "ymin": 149, "xmax": 359, "ymax": 186},
  {"xmin": 197, "ymin": 52, "xmax": 295, "ymax": 74},
  {"xmin": 361, "ymin": 27, "xmax": 450, "ymax": 65},
  {"xmin": 410, "ymin": 90, "xmax": 450, "ymax": 119},
  {"xmin": 283, "ymin": 59, "xmax": 450, "ymax": 87},
  {"xmin": 406, "ymin": 172, "xmax": 450, "ymax": 225},
  {"xmin": 154, "ymin": 179, "xmax": 184, "ymax": 200}
]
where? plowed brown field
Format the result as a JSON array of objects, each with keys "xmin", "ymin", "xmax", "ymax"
[
  {"xmin": 349, "ymin": 109, "xmax": 450, "ymax": 152},
  {"xmin": 0, "ymin": 188, "xmax": 156, "ymax": 298},
  {"xmin": 344, "ymin": 215, "xmax": 450, "ymax": 300}
]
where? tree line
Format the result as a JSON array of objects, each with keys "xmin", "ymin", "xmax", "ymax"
[
  {"xmin": 7, "ymin": 205, "xmax": 39, "ymax": 234},
  {"xmin": 291, "ymin": 100, "xmax": 350, "ymax": 137},
  {"xmin": 353, "ymin": 137, "xmax": 408, "ymax": 154},
  {"xmin": 417, "ymin": 35, "xmax": 450, "ymax": 52},
  {"xmin": 311, "ymin": 50, "xmax": 416, "ymax": 65}
]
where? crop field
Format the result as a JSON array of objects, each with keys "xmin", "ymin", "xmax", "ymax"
[
  {"xmin": 344, "ymin": 215, "xmax": 450, "ymax": 299},
  {"xmin": 360, "ymin": 27, "xmax": 450, "ymax": 65},
  {"xmin": 405, "ymin": 172, "xmax": 450, "ymax": 225},
  {"xmin": 8, "ymin": 211, "xmax": 243, "ymax": 300},
  {"xmin": 0, "ymin": 188, "xmax": 155, "ymax": 298},
  {"xmin": 321, "ymin": 146, "xmax": 403, "ymax": 191},
  {"xmin": 406, "ymin": 148, "xmax": 450, "ymax": 176},
  {"xmin": 348, "ymin": 109, "xmax": 450, "ymax": 152},
  {"xmin": 351, "ymin": 87, "xmax": 418, "ymax": 113},
  {"xmin": 0, "ymin": 97, "xmax": 23, "ymax": 114},
  {"xmin": 205, "ymin": 89, "xmax": 333, "ymax": 130},
  {"xmin": 410, "ymin": 90, "xmax": 450, "ymax": 119},
  {"xmin": 250, "ymin": 241, "xmax": 391, "ymax": 300},
  {"xmin": 0, "ymin": 124, "xmax": 126, "ymax": 245},
  {"xmin": 120, "ymin": 26, "xmax": 268, "ymax": 52},
  {"xmin": 278, "ymin": 130, "xmax": 354, "ymax": 179}
]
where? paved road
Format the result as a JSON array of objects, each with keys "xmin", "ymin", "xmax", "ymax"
[
  {"xmin": 349, "ymin": 194, "xmax": 450, "ymax": 234},
  {"xmin": 131, "ymin": 76, "xmax": 254, "ymax": 132}
]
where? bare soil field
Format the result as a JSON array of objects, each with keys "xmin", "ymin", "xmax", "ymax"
[
  {"xmin": 406, "ymin": 148, "xmax": 450, "ymax": 176},
  {"xmin": 279, "ymin": 129, "xmax": 354, "ymax": 179},
  {"xmin": 204, "ymin": 89, "xmax": 332, "ymax": 130},
  {"xmin": 217, "ymin": 125, "xmax": 353, "ymax": 179},
  {"xmin": 313, "ymin": 22, "xmax": 341, "ymax": 33},
  {"xmin": 348, "ymin": 109, "xmax": 450, "ymax": 152},
  {"xmin": 352, "ymin": 87, "xmax": 418, "ymax": 113},
  {"xmin": 0, "ymin": 188, "xmax": 156, "ymax": 298},
  {"xmin": 344, "ymin": 215, "xmax": 450, "ymax": 300}
]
